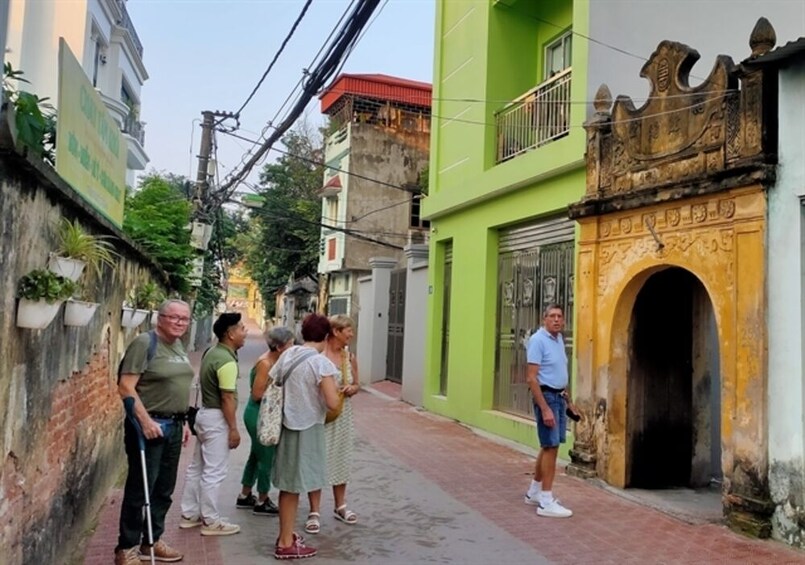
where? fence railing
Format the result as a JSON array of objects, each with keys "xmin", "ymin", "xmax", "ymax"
[
  {"xmin": 116, "ymin": 0, "xmax": 144, "ymax": 58},
  {"xmin": 495, "ymin": 68, "xmax": 572, "ymax": 163},
  {"xmin": 123, "ymin": 112, "xmax": 145, "ymax": 146}
]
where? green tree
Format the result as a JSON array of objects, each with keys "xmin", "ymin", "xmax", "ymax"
[
  {"xmin": 123, "ymin": 173, "xmax": 194, "ymax": 292},
  {"xmin": 246, "ymin": 124, "xmax": 323, "ymax": 306}
]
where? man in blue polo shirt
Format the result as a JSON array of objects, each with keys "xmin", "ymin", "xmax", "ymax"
[{"xmin": 523, "ymin": 304, "xmax": 573, "ymax": 518}]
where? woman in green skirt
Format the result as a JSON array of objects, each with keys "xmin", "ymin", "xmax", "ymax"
[
  {"xmin": 236, "ymin": 326, "xmax": 294, "ymax": 515},
  {"xmin": 271, "ymin": 314, "xmax": 341, "ymax": 560}
]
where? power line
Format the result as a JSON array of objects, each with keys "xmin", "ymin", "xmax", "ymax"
[
  {"xmin": 331, "ymin": 0, "xmax": 389, "ymax": 78},
  {"xmin": 215, "ymin": 0, "xmax": 383, "ymax": 207},
  {"xmin": 232, "ymin": 199, "xmax": 404, "ymax": 250},
  {"xmin": 233, "ymin": 0, "xmax": 314, "ymax": 119},
  {"xmin": 437, "ymin": 95, "xmax": 730, "ymax": 129},
  {"xmin": 219, "ymin": 129, "xmax": 419, "ymax": 194},
  {"xmin": 318, "ymin": 87, "xmax": 740, "ymax": 106},
  {"xmin": 222, "ymin": 0, "xmax": 361, "ymax": 187}
]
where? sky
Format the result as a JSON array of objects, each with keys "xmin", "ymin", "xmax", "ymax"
[{"xmin": 126, "ymin": 0, "xmax": 436, "ymax": 188}]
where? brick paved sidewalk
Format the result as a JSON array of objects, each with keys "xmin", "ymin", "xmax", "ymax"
[
  {"xmin": 83, "ymin": 374, "xmax": 805, "ymax": 564},
  {"xmin": 357, "ymin": 383, "xmax": 805, "ymax": 565}
]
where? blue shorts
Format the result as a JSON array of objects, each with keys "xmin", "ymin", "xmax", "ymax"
[{"xmin": 534, "ymin": 391, "xmax": 567, "ymax": 448}]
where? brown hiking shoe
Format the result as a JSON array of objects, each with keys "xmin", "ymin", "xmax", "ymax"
[
  {"xmin": 114, "ymin": 547, "xmax": 140, "ymax": 565},
  {"xmin": 139, "ymin": 539, "xmax": 183, "ymax": 562}
]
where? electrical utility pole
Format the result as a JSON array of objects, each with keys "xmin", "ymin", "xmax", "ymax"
[
  {"xmin": 192, "ymin": 110, "xmax": 215, "ymax": 223},
  {"xmin": 188, "ymin": 110, "xmax": 236, "ymax": 291}
]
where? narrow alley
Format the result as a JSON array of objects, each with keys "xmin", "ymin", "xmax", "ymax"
[{"xmin": 83, "ymin": 329, "xmax": 805, "ymax": 564}]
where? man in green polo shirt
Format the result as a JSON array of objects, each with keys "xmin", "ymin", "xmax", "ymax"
[
  {"xmin": 179, "ymin": 312, "xmax": 247, "ymax": 536},
  {"xmin": 115, "ymin": 299, "xmax": 194, "ymax": 565}
]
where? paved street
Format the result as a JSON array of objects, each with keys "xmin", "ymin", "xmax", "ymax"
[{"xmin": 84, "ymin": 329, "xmax": 805, "ymax": 564}]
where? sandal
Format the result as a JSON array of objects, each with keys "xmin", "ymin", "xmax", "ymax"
[
  {"xmin": 304, "ymin": 512, "xmax": 320, "ymax": 534},
  {"xmin": 334, "ymin": 504, "xmax": 357, "ymax": 525}
]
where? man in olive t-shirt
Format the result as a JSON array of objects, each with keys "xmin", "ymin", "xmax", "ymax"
[
  {"xmin": 180, "ymin": 312, "xmax": 247, "ymax": 536},
  {"xmin": 115, "ymin": 299, "xmax": 194, "ymax": 565}
]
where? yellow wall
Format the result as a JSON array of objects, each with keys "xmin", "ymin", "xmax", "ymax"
[{"xmin": 572, "ymin": 186, "xmax": 767, "ymax": 489}]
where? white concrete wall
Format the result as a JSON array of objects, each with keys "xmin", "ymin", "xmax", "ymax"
[
  {"xmin": 586, "ymin": 1, "xmax": 805, "ymax": 111},
  {"xmin": 318, "ymin": 128, "xmax": 350, "ymax": 274},
  {"xmin": 5, "ymin": 0, "xmax": 149, "ymax": 174},
  {"xmin": 768, "ymin": 58, "xmax": 805, "ymax": 547},
  {"xmin": 6, "ymin": 0, "xmax": 89, "ymax": 103},
  {"xmin": 401, "ymin": 247, "xmax": 429, "ymax": 406},
  {"xmin": 356, "ymin": 275, "xmax": 374, "ymax": 387}
]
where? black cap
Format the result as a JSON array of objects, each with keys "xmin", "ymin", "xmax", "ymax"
[{"xmin": 213, "ymin": 312, "xmax": 242, "ymax": 340}]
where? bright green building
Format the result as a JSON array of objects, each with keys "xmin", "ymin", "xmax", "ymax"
[
  {"xmin": 423, "ymin": 0, "xmax": 805, "ymax": 453},
  {"xmin": 423, "ymin": 0, "xmax": 586, "ymax": 449}
]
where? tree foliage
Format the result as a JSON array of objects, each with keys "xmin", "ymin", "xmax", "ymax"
[
  {"xmin": 245, "ymin": 124, "xmax": 324, "ymax": 305},
  {"xmin": 123, "ymin": 173, "xmax": 194, "ymax": 292}
]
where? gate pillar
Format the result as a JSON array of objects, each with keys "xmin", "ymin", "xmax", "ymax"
[{"xmin": 364, "ymin": 257, "xmax": 397, "ymax": 383}]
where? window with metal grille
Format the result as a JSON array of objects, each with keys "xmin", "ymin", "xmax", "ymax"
[
  {"xmin": 410, "ymin": 196, "xmax": 430, "ymax": 229},
  {"xmin": 328, "ymin": 297, "xmax": 349, "ymax": 315}
]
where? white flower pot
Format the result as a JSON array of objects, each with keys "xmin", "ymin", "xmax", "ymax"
[
  {"xmin": 64, "ymin": 300, "xmax": 99, "ymax": 327},
  {"xmin": 121, "ymin": 307, "xmax": 149, "ymax": 328},
  {"xmin": 47, "ymin": 255, "xmax": 86, "ymax": 282},
  {"xmin": 17, "ymin": 298, "xmax": 63, "ymax": 329},
  {"xmin": 150, "ymin": 310, "xmax": 160, "ymax": 326}
]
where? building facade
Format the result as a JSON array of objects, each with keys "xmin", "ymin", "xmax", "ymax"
[
  {"xmin": 5, "ymin": 0, "xmax": 149, "ymax": 185},
  {"xmin": 423, "ymin": 1, "xmax": 805, "ymax": 449},
  {"xmin": 747, "ymin": 36, "xmax": 805, "ymax": 547},
  {"xmin": 567, "ymin": 21, "xmax": 780, "ymax": 537},
  {"xmin": 317, "ymin": 74, "xmax": 431, "ymax": 380}
]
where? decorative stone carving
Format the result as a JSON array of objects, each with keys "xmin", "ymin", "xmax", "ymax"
[
  {"xmin": 593, "ymin": 84, "xmax": 613, "ymax": 115},
  {"xmin": 597, "ymin": 197, "xmax": 737, "ymax": 240},
  {"xmin": 572, "ymin": 22, "xmax": 773, "ymax": 220},
  {"xmin": 749, "ymin": 17, "xmax": 777, "ymax": 59},
  {"xmin": 610, "ymin": 41, "xmax": 735, "ymax": 162}
]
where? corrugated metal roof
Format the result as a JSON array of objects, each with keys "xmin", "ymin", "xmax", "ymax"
[
  {"xmin": 320, "ymin": 73, "xmax": 432, "ymax": 114},
  {"xmin": 744, "ymin": 37, "xmax": 805, "ymax": 66}
]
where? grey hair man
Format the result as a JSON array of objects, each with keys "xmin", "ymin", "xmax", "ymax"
[
  {"xmin": 523, "ymin": 304, "xmax": 573, "ymax": 518},
  {"xmin": 116, "ymin": 299, "xmax": 194, "ymax": 564}
]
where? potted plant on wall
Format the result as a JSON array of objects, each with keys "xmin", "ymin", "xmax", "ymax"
[
  {"xmin": 146, "ymin": 286, "xmax": 166, "ymax": 326},
  {"xmin": 121, "ymin": 286, "xmax": 151, "ymax": 328},
  {"xmin": 48, "ymin": 218, "xmax": 117, "ymax": 281},
  {"xmin": 63, "ymin": 284, "xmax": 99, "ymax": 327},
  {"xmin": 17, "ymin": 269, "xmax": 76, "ymax": 329}
]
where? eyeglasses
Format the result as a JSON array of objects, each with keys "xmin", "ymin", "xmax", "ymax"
[{"xmin": 160, "ymin": 314, "xmax": 191, "ymax": 324}]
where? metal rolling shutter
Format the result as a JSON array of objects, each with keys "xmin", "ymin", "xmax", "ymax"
[{"xmin": 499, "ymin": 216, "xmax": 575, "ymax": 252}]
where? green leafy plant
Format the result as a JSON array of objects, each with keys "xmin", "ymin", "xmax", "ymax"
[
  {"xmin": 3, "ymin": 64, "xmax": 57, "ymax": 164},
  {"xmin": 3, "ymin": 62, "xmax": 29, "ymax": 95},
  {"xmin": 134, "ymin": 281, "xmax": 162, "ymax": 310},
  {"xmin": 18, "ymin": 269, "xmax": 77, "ymax": 303},
  {"xmin": 56, "ymin": 218, "xmax": 118, "ymax": 276}
]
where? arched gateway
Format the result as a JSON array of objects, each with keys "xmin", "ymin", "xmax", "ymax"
[{"xmin": 568, "ymin": 22, "xmax": 778, "ymax": 537}]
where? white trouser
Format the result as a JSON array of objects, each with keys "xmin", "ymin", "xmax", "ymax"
[{"xmin": 180, "ymin": 407, "xmax": 230, "ymax": 523}]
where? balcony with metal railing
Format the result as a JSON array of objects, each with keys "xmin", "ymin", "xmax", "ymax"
[
  {"xmin": 495, "ymin": 68, "xmax": 572, "ymax": 164},
  {"xmin": 116, "ymin": 0, "xmax": 144, "ymax": 58},
  {"xmin": 123, "ymin": 111, "xmax": 145, "ymax": 146}
]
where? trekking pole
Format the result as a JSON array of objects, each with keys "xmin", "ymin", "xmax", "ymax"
[{"xmin": 122, "ymin": 397, "xmax": 156, "ymax": 565}]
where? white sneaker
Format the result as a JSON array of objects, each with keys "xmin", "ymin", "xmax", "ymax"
[
  {"xmin": 524, "ymin": 492, "xmax": 540, "ymax": 506},
  {"xmin": 200, "ymin": 519, "xmax": 241, "ymax": 536},
  {"xmin": 537, "ymin": 498, "xmax": 573, "ymax": 518},
  {"xmin": 179, "ymin": 515, "xmax": 202, "ymax": 529}
]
